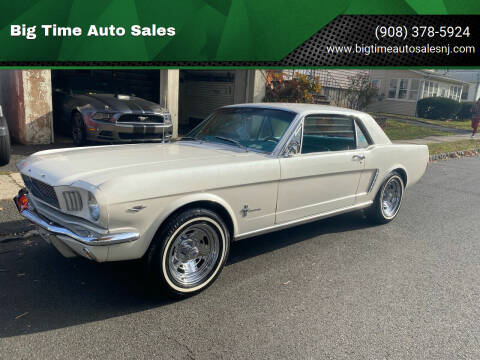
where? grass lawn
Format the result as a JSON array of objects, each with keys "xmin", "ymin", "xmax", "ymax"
[
  {"xmin": 373, "ymin": 112, "xmax": 473, "ymax": 131},
  {"xmin": 384, "ymin": 119, "xmax": 452, "ymax": 140},
  {"xmin": 428, "ymin": 139, "xmax": 480, "ymax": 155},
  {"xmin": 410, "ymin": 118, "xmax": 472, "ymax": 131}
]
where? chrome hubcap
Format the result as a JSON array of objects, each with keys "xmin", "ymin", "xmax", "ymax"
[
  {"xmin": 168, "ymin": 222, "xmax": 220, "ymax": 287},
  {"xmin": 382, "ymin": 177, "xmax": 402, "ymax": 218}
]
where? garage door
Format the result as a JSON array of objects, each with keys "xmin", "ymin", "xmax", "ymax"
[{"xmin": 179, "ymin": 72, "xmax": 235, "ymax": 134}]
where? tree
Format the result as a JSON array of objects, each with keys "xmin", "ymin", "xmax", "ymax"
[
  {"xmin": 344, "ymin": 73, "xmax": 377, "ymax": 110},
  {"xmin": 264, "ymin": 70, "xmax": 321, "ymax": 103}
]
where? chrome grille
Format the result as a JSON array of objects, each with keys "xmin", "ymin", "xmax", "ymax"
[
  {"xmin": 62, "ymin": 191, "xmax": 83, "ymax": 211},
  {"xmin": 117, "ymin": 114, "xmax": 164, "ymax": 123},
  {"xmin": 21, "ymin": 175, "xmax": 59, "ymax": 208}
]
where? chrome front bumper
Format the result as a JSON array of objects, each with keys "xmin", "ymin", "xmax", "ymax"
[
  {"xmin": 19, "ymin": 208, "xmax": 139, "ymax": 246},
  {"xmin": 14, "ymin": 190, "xmax": 140, "ymax": 261}
]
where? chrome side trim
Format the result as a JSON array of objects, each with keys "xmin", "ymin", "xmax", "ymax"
[
  {"xmin": 368, "ymin": 169, "xmax": 379, "ymax": 193},
  {"xmin": 234, "ymin": 201, "xmax": 373, "ymax": 240},
  {"xmin": 19, "ymin": 209, "xmax": 139, "ymax": 246}
]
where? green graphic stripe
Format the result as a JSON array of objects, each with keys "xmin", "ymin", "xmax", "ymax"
[{"xmin": 0, "ymin": 0, "xmax": 478, "ymax": 62}]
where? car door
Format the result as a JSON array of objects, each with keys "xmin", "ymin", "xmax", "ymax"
[{"xmin": 275, "ymin": 114, "xmax": 366, "ymax": 224}]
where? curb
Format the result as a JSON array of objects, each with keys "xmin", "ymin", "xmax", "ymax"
[{"xmin": 429, "ymin": 147, "xmax": 480, "ymax": 162}]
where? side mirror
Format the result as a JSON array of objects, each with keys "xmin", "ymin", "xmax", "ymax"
[{"xmin": 284, "ymin": 140, "xmax": 301, "ymax": 157}]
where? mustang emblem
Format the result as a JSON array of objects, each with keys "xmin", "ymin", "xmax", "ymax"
[{"xmin": 138, "ymin": 116, "xmax": 148, "ymax": 122}]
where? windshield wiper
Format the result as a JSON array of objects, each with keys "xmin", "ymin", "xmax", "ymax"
[
  {"xmin": 214, "ymin": 136, "xmax": 248, "ymax": 152},
  {"xmin": 178, "ymin": 136, "xmax": 200, "ymax": 141}
]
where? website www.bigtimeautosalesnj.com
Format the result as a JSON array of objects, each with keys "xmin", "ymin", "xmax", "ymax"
[{"xmin": 326, "ymin": 43, "xmax": 476, "ymax": 56}]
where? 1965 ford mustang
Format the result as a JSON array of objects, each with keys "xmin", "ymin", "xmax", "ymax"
[{"xmin": 14, "ymin": 103, "xmax": 429, "ymax": 296}]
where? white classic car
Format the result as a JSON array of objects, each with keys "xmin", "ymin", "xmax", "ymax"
[{"xmin": 14, "ymin": 103, "xmax": 429, "ymax": 296}]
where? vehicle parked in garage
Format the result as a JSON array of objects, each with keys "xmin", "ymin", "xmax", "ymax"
[
  {"xmin": 54, "ymin": 90, "xmax": 172, "ymax": 145},
  {"xmin": 14, "ymin": 103, "xmax": 429, "ymax": 296},
  {"xmin": 0, "ymin": 105, "xmax": 11, "ymax": 166}
]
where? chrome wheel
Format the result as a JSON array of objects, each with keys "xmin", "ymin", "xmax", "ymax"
[
  {"xmin": 167, "ymin": 221, "xmax": 220, "ymax": 288},
  {"xmin": 381, "ymin": 177, "xmax": 403, "ymax": 218}
]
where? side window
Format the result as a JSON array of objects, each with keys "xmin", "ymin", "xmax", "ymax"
[
  {"xmin": 301, "ymin": 115, "xmax": 356, "ymax": 154},
  {"xmin": 355, "ymin": 123, "xmax": 370, "ymax": 149}
]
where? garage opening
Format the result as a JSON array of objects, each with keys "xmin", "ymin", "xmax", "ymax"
[
  {"xmin": 178, "ymin": 70, "xmax": 236, "ymax": 135},
  {"xmin": 51, "ymin": 70, "xmax": 160, "ymax": 142}
]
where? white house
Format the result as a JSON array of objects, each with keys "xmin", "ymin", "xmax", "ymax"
[
  {"xmin": 432, "ymin": 70, "xmax": 480, "ymax": 103},
  {"xmin": 366, "ymin": 70, "xmax": 469, "ymax": 117}
]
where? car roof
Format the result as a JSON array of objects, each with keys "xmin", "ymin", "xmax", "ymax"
[{"xmin": 223, "ymin": 102, "xmax": 368, "ymax": 117}]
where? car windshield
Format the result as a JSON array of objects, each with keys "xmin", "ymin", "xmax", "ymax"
[{"xmin": 186, "ymin": 107, "xmax": 296, "ymax": 153}]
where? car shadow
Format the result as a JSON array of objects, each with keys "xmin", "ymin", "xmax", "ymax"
[{"xmin": 0, "ymin": 211, "xmax": 372, "ymax": 338}]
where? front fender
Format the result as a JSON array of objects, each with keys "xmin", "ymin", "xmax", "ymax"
[
  {"xmin": 151, "ymin": 192, "xmax": 239, "ymax": 238},
  {"xmin": 106, "ymin": 192, "xmax": 239, "ymax": 262}
]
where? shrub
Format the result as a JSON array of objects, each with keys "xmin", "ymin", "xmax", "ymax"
[
  {"xmin": 264, "ymin": 71, "xmax": 321, "ymax": 103},
  {"xmin": 457, "ymin": 102, "xmax": 473, "ymax": 120},
  {"xmin": 416, "ymin": 97, "xmax": 462, "ymax": 120}
]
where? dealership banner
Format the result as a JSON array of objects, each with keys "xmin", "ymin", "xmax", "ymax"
[{"xmin": 0, "ymin": 0, "xmax": 479, "ymax": 65}]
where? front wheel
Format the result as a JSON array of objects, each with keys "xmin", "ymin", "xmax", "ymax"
[
  {"xmin": 147, "ymin": 208, "xmax": 230, "ymax": 297},
  {"xmin": 366, "ymin": 172, "xmax": 404, "ymax": 224},
  {"xmin": 72, "ymin": 112, "xmax": 87, "ymax": 146}
]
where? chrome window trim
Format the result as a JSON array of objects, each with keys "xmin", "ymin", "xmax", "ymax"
[{"xmin": 276, "ymin": 112, "xmax": 378, "ymax": 158}]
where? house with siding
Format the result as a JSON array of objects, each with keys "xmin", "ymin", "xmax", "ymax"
[
  {"xmin": 366, "ymin": 70, "xmax": 469, "ymax": 117},
  {"xmin": 431, "ymin": 70, "xmax": 480, "ymax": 103}
]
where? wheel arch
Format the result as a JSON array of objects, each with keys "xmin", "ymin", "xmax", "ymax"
[
  {"xmin": 70, "ymin": 108, "xmax": 84, "ymax": 121},
  {"xmin": 146, "ymin": 193, "xmax": 238, "ymax": 254},
  {"xmin": 384, "ymin": 165, "xmax": 408, "ymax": 187}
]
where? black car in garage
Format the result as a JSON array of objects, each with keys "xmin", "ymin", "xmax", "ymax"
[{"xmin": 0, "ymin": 105, "xmax": 11, "ymax": 166}]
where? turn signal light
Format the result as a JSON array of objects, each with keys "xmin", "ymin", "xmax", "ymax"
[{"xmin": 17, "ymin": 194, "xmax": 29, "ymax": 211}]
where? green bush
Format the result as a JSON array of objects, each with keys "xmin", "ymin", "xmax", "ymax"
[
  {"xmin": 416, "ymin": 97, "xmax": 462, "ymax": 120},
  {"xmin": 457, "ymin": 102, "xmax": 473, "ymax": 120}
]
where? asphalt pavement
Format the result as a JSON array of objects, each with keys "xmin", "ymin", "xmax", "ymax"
[{"xmin": 1, "ymin": 157, "xmax": 480, "ymax": 359}]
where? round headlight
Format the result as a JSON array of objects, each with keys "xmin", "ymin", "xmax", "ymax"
[{"xmin": 88, "ymin": 192, "xmax": 100, "ymax": 221}]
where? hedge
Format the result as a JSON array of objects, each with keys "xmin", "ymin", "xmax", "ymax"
[
  {"xmin": 416, "ymin": 97, "xmax": 462, "ymax": 120},
  {"xmin": 457, "ymin": 102, "xmax": 473, "ymax": 120}
]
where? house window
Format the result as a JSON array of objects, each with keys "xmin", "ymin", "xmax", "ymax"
[
  {"xmin": 408, "ymin": 79, "xmax": 419, "ymax": 100},
  {"xmin": 387, "ymin": 79, "xmax": 398, "ymax": 98},
  {"xmin": 398, "ymin": 79, "xmax": 408, "ymax": 99},
  {"xmin": 449, "ymin": 85, "xmax": 462, "ymax": 101},
  {"xmin": 461, "ymin": 85, "xmax": 469, "ymax": 100},
  {"xmin": 423, "ymin": 80, "xmax": 439, "ymax": 98},
  {"xmin": 387, "ymin": 78, "xmax": 419, "ymax": 100},
  {"xmin": 371, "ymin": 79, "xmax": 381, "ymax": 89}
]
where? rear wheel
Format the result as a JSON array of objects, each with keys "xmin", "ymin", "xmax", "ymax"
[
  {"xmin": 147, "ymin": 208, "xmax": 230, "ymax": 297},
  {"xmin": 0, "ymin": 117, "xmax": 11, "ymax": 166},
  {"xmin": 72, "ymin": 112, "xmax": 87, "ymax": 146},
  {"xmin": 366, "ymin": 172, "xmax": 404, "ymax": 224}
]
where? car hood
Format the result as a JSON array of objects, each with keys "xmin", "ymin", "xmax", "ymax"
[
  {"xmin": 72, "ymin": 93, "xmax": 166, "ymax": 114},
  {"xmin": 18, "ymin": 142, "xmax": 267, "ymax": 188}
]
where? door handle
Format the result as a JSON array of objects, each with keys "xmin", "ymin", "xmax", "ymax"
[{"xmin": 352, "ymin": 154, "xmax": 365, "ymax": 161}]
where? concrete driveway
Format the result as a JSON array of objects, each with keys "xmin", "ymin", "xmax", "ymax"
[{"xmin": 0, "ymin": 157, "xmax": 479, "ymax": 359}]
